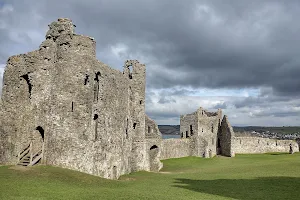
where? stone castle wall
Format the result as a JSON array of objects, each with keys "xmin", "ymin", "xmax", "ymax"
[
  {"xmin": 219, "ymin": 115, "xmax": 235, "ymax": 157},
  {"xmin": 233, "ymin": 137, "xmax": 299, "ymax": 154},
  {"xmin": 0, "ymin": 18, "xmax": 162, "ymax": 179},
  {"xmin": 160, "ymin": 139, "xmax": 191, "ymax": 160},
  {"xmin": 145, "ymin": 115, "xmax": 161, "ymax": 139}
]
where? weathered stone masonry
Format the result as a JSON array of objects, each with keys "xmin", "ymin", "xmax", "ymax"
[{"xmin": 0, "ymin": 18, "xmax": 162, "ymax": 179}]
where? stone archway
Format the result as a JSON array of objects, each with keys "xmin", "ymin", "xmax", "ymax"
[
  {"xmin": 33, "ymin": 126, "xmax": 44, "ymax": 153},
  {"xmin": 149, "ymin": 145, "xmax": 161, "ymax": 172}
]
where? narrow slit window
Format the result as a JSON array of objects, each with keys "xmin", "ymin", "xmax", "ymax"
[
  {"xmin": 126, "ymin": 118, "xmax": 128, "ymax": 139},
  {"xmin": 94, "ymin": 72, "xmax": 101, "ymax": 102},
  {"xmin": 84, "ymin": 74, "xmax": 89, "ymax": 85},
  {"xmin": 94, "ymin": 114, "xmax": 99, "ymax": 140},
  {"xmin": 133, "ymin": 123, "xmax": 137, "ymax": 129}
]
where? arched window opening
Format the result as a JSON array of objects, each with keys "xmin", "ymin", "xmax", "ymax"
[
  {"xmin": 150, "ymin": 145, "xmax": 158, "ymax": 150},
  {"xmin": 211, "ymin": 124, "xmax": 214, "ymax": 133},
  {"xmin": 148, "ymin": 126, "xmax": 151, "ymax": 134},
  {"xmin": 36, "ymin": 126, "xmax": 44, "ymax": 141},
  {"xmin": 128, "ymin": 65, "xmax": 133, "ymax": 79},
  {"xmin": 133, "ymin": 123, "xmax": 137, "ymax": 129},
  {"xmin": 21, "ymin": 74, "xmax": 32, "ymax": 99},
  {"xmin": 190, "ymin": 125, "xmax": 193, "ymax": 136}
]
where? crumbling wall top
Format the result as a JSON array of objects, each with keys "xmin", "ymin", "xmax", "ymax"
[
  {"xmin": 46, "ymin": 18, "xmax": 75, "ymax": 40},
  {"xmin": 125, "ymin": 60, "xmax": 142, "ymax": 67},
  {"xmin": 197, "ymin": 107, "xmax": 221, "ymax": 118}
]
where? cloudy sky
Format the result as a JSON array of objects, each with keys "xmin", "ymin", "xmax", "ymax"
[{"xmin": 0, "ymin": 0, "xmax": 300, "ymax": 126}]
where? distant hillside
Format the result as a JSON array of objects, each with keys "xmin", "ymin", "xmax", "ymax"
[
  {"xmin": 158, "ymin": 125, "xmax": 180, "ymax": 135},
  {"xmin": 158, "ymin": 125, "xmax": 300, "ymax": 140},
  {"xmin": 233, "ymin": 126, "xmax": 300, "ymax": 135}
]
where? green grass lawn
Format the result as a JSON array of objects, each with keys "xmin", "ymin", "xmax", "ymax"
[{"xmin": 1, "ymin": 153, "xmax": 300, "ymax": 200}]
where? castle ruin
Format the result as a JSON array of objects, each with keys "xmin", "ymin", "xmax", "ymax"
[
  {"xmin": 0, "ymin": 18, "xmax": 298, "ymax": 180},
  {"xmin": 160, "ymin": 107, "xmax": 298, "ymax": 159},
  {"xmin": 0, "ymin": 18, "xmax": 162, "ymax": 179}
]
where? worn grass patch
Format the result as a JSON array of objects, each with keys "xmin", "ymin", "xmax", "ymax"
[{"xmin": 1, "ymin": 153, "xmax": 300, "ymax": 199}]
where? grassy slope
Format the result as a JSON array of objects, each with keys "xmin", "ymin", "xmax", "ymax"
[{"xmin": 1, "ymin": 153, "xmax": 300, "ymax": 200}]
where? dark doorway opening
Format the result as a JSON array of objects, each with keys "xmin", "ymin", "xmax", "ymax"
[{"xmin": 36, "ymin": 126, "xmax": 44, "ymax": 141}]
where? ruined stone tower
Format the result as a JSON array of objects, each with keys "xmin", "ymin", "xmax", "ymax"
[
  {"xmin": 180, "ymin": 107, "xmax": 235, "ymax": 158},
  {"xmin": 0, "ymin": 18, "xmax": 162, "ymax": 179}
]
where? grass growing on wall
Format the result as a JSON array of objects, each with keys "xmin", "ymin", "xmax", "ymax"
[{"xmin": 1, "ymin": 153, "xmax": 300, "ymax": 200}]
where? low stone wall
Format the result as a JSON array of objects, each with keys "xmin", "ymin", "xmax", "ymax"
[
  {"xmin": 160, "ymin": 138, "xmax": 191, "ymax": 160},
  {"xmin": 233, "ymin": 137, "xmax": 299, "ymax": 154}
]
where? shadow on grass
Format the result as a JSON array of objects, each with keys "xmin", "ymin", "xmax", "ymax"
[
  {"xmin": 174, "ymin": 177, "xmax": 300, "ymax": 200},
  {"xmin": 269, "ymin": 152, "xmax": 290, "ymax": 155}
]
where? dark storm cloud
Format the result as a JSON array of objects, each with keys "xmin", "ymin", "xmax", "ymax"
[
  {"xmin": 1, "ymin": 0, "xmax": 300, "ymax": 96},
  {"xmin": 233, "ymin": 93, "xmax": 298, "ymax": 109}
]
